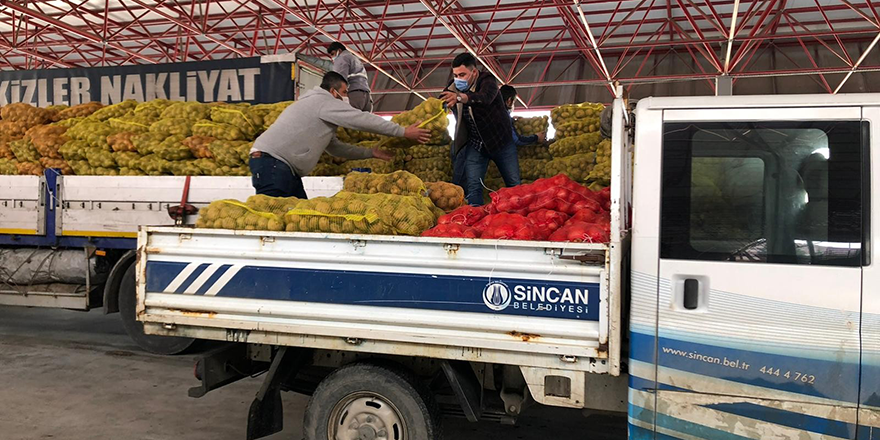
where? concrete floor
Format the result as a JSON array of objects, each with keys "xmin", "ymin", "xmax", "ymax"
[{"xmin": 0, "ymin": 306, "xmax": 626, "ymax": 440}]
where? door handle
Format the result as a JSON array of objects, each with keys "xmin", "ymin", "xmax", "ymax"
[{"xmin": 683, "ymin": 278, "xmax": 699, "ymax": 310}]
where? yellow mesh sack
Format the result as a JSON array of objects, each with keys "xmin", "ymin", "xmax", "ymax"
[
  {"xmin": 376, "ymin": 98, "xmax": 449, "ymax": 150},
  {"xmin": 86, "ymin": 148, "xmax": 116, "ymax": 168},
  {"xmin": 154, "ymin": 135, "xmax": 192, "ymax": 161},
  {"xmin": 134, "ymin": 99, "xmax": 174, "ymax": 119},
  {"xmin": 169, "ymin": 160, "xmax": 203, "ymax": 176},
  {"xmin": 550, "ymin": 102, "xmax": 604, "ymax": 127},
  {"xmin": 10, "ymin": 138, "xmax": 39, "ymax": 162},
  {"xmin": 136, "ymin": 154, "xmax": 172, "ymax": 175},
  {"xmin": 208, "ymin": 140, "xmax": 249, "ymax": 166},
  {"xmin": 309, "ymin": 163, "xmax": 345, "ymax": 176},
  {"xmin": 343, "ymin": 158, "xmax": 397, "ymax": 174},
  {"xmin": 89, "ymin": 99, "xmax": 137, "ymax": 121},
  {"xmin": 150, "ymin": 118, "xmax": 194, "ymax": 137},
  {"xmin": 195, "ymin": 199, "xmax": 284, "ymax": 231},
  {"xmin": 342, "ymin": 170, "xmax": 426, "ymax": 196},
  {"xmin": 210, "ymin": 107, "xmax": 261, "ymax": 139},
  {"xmin": 514, "ymin": 116, "xmax": 549, "ymax": 137},
  {"xmin": 519, "ymin": 158, "xmax": 550, "ymax": 180},
  {"xmin": 425, "ymin": 181, "xmax": 464, "ymax": 212},
  {"xmin": 284, "ymin": 191, "xmax": 436, "ymax": 236},
  {"xmin": 113, "ymin": 151, "xmax": 141, "ymax": 169},
  {"xmin": 517, "ymin": 142, "xmax": 552, "ymax": 160},
  {"xmin": 405, "ymin": 144, "xmax": 449, "ymax": 160},
  {"xmin": 544, "ymin": 153, "xmax": 596, "ymax": 183},
  {"xmin": 57, "ymin": 102, "xmax": 103, "ymax": 120},
  {"xmin": 245, "ymin": 194, "xmax": 300, "ymax": 216},
  {"xmin": 554, "ymin": 118, "xmax": 601, "ymax": 140},
  {"xmin": 192, "ymin": 120, "xmax": 247, "ymax": 141},
  {"xmin": 109, "ymin": 114, "xmax": 156, "ymax": 134},
  {"xmin": 161, "ymin": 102, "xmax": 210, "ymax": 120},
  {"xmin": 548, "ymin": 132, "xmax": 603, "ymax": 157},
  {"xmin": 0, "ymin": 158, "xmax": 18, "ymax": 174},
  {"xmin": 404, "ymin": 157, "xmax": 451, "ymax": 176},
  {"xmin": 133, "ymin": 132, "xmax": 165, "ymax": 155}
]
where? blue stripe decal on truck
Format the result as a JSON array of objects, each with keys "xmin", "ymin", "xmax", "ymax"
[
  {"xmin": 145, "ymin": 261, "xmax": 601, "ymax": 320},
  {"xmin": 703, "ymin": 402, "xmax": 855, "ymax": 439}
]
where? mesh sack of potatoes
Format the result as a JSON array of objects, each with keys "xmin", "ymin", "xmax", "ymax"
[
  {"xmin": 210, "ymin": 107, "xmax": 261, "ymax": 139},
  {"xmin": 153, "ymin": 135, "xmax": 192, "ymax": 161},
  {"xmin": 0, "ymin": 158, "xmax": 18, "ymax": 174},
  {"xmin": 194, "ymin": 158, "xmax": 221, "ymax": 175},
  {"xmin": 55, "ymin": 117, "xmax": 84, "ymax": 128},
  {"xmin": 208, "ymin": 140, "xmax": 249, "ymax": 167},
  {"xmin": 39, "ymin": 157, "xmax": 73, "ymax": 175},
  {"xmin": 220, "ymin": 165, "xmax": 250, "ymax": 176},
  {"xmin": 58, "ymin": 102, "xmax": 103, "ymax": 120},
  {"xmin": 59, "ymin": 140, "xmax": 90, "ymax": 161},
  {"xmin": 554, "ymin": 118, "xmax": 601, "ymax": 140},
  {"xmin": 1, "ymin": 103, "xmax": 53, "ymax": 126},
  {"xmin": 237, "ymin": 142, "xmax": 253, "ymax": 164},
  {"xmin": 517, "ymin": 142, "xmax": 552, "ymax": 160},
  {"xmin": 284, "ymin": 191, "xmax": 436, "ymax": 236},
  {"xmin": 343, "ymin": 158, "xmax": 398, "ymax": 174},
  {"xmin": 86, "ymin": 148, "xmax": 116, "ymax": 168},
  {"xmin": 109, "ymin": 114, "xmax": 156, "ymax": 134},
  {"xmin": 10, "ymin": 138, "xmax": 40, "ymax": 162},
  {"xmin": 161, "ymin": 102, "xmax": 210, "ymax": 120},
  {"xmin": 0, "ymin": 136, "xmax": 16, "ymax": 160},
  {"xmin": 263, "ymin": 109, "xmax": 283, "ymax": 131},
  {"xmin": 46, "ymin": 105, "xmax": 68, "ymax": 122},
  {"xmin": 192, "ymin": 120, "xmax": 247, "ymax": 141},
  {"xmin": 134, "ymin": 99, "xmax": 174, "ymax": 119},
  {"xmin": 544, "ymin": 153, "xmax": 596, "ymax": 183},
  {"xmin": 404, "ymin": 156, "xmax": 451, "ymax": 176},
  {"xmin": 519, "ymin": 158, "xmax": 550, "ymax": 181},
  {"xmin": 246, "ymin": 194, "xmax": 300, "ymax": 217},
  {"xmin": 514, "ymin": 116, "xmax": 549, "ymax": 137},
  {"xmin": 108, "ymin": 132, "xmax": 138, "ymax": 152},
  {"xmin": 550, "ymin": 103, "xmax": 604, "ymax": 127},
  {"xmin": 150, "ymin": 118, "xmax": 194, "ymax": 137},
  {"xmin": 195, "ymin": 199, "xmax": 285, "ymax": 231},
  {"xmin": 118, "ymin": 167, "xmax": 146, "ymax": 176},
  {"xmin": 309, "ymin": 163, "xmax": 346, "ymax": 176},
  {"xmin": 27, "ymin": 125, "xmax": 68, "ymax": 159},
  {"xmin": 586, "ymin": 139, "xmax": 612, "ymax": 187},
  {"xmin": 136, "ymin": 154, "xmax": 172, "ymax": 175},
  {"xmin": 548, "ymin": 132, "xmax": 602, "ymax": 157},
  {"xmin": 182, "ymin": 135, "xmax": 215, "ymax": 159},
  {"xmin": 405, "ymin": 144, "xmax": 449, "ymax": 160},
  {"xmin": 343, "ymin": 170, "xmax": 426, "ymax": 196},
  {"xmin": 112, "ymin": 151, "xmax": 141, "ymax": 169},
  {"xmin": 426, "ymin": 181, "xmax": 465, "ymax": 212},
  {"xmin": 89, "ymin": 99, "xmax": 137, "ymax": 121},
  {"xmin": 16, "ymin": 160, "xmax": 43, "ymax": 176},
  {"xmin": 169, "ymin": 160, "xmax": 203, "ymax": 176},
  {"xmin": 133, "ymin": 132, "xmax": 165, "ymax": 155},
  {"xmin": 67, "ymin": 120, "xmax": 114, "ymax": 141},
  {"xmin": 379, "ymin": 98, "xmax": 449, "ymax": 149},
  {"xmin": 68, "ymin": 160, "xmax": 90, "ymax": 175},
  {"xmin": 0, "ymin": 120, "xmax": 34, "ymax": 138},
  {"xmin": 92, "ymin": 167, "xmax": 119, "ymax": 176}
]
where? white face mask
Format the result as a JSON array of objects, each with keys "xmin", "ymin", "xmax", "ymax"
[{"xmin": 342, "ymin": 96, "xmax": 350, "ymax": 105}]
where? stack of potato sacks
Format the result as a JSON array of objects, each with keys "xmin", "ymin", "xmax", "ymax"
[
  {"xmin": 195, "ymin": 170, "xmax": 466, "ymax": 236},
  {"xmin": 548, "ymin": 103, "xmax": 609, "ymax": 187},
  {"xmin": 0, "ymin": 99, "xmax": 294, "ymax": 176}
]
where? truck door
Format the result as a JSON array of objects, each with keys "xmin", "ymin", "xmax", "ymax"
[
  {"xmin": 655, "ymin": 107, "xmax": 866, "ymax": 439},
  {"xmin": 861, "ymin": 107, "xmax": 880, "ymax": 439}
]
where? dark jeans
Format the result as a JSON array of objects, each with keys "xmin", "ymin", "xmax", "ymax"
[
  {"xmin": 249, "ymin": 153, "xmax": 307, "ymax": 198},
  {"xmin": 463, "ymin": 143, "xmax": 521, "ymax": 206}
]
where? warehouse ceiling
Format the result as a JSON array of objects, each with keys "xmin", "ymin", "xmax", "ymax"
[{"xmin": 1, "ymin": 0, "xmax": 880, "ymax": 109}]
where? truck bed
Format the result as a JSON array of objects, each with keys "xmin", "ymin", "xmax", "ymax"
[{"xmin": 138, "ymin": 227, "xmax": 616, "ymax": 373}]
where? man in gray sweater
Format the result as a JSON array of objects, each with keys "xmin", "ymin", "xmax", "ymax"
[
  {"xmin": 328, "ymin": 42, "xmax": 372, "ymax": 112},
  {"xmin": 250, "ymin": 71, "xmax": 430, "ymax": 198}
]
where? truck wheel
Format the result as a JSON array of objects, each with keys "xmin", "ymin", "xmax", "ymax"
[
  {"xmin": 303, "ymin": 362, "xmax": 442, "ymax": 440},
  {"xmin": 118, "ymin": 263, "xmax": 195, "ymax": 355}
]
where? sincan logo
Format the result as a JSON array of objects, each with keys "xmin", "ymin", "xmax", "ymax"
[{"xmin": 483, "ymin": 281, "xmax": 511, "ymax": 311}]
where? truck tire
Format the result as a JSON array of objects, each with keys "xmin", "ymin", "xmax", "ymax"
[
  {"xmin": 303, "ymin": 362, "xmax": 442, "ymax": 440},
  {"xmin": 118, "ymin": 263, "xmax": 196, "ymax": 355}
]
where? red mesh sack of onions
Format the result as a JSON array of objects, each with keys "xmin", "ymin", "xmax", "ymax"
[
  {"xmin": 473, "ymin": 213, "xmax": 540, "ymax": 240},
  {"xmin": 548, "ymin": 221, "xmax": 609, "ymax": 243},
  {"xmin": 526, "ymin": 209, "xmax": 570, "ymax": 240},
  {"xmin": 489, "ymin": 174, "xmax": 604, "ymax": 216},
  {"xmin": 421, "ymin": 223, "xmax": 479, "ymax": 238},
  {"xmin": 437, "ymin": 205, "xmax": 488, "ymax": 226}
]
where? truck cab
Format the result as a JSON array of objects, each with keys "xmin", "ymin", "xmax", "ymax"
[{"xmin": 629, "ymin": 94, "xmax": 876, "ymax": 439}]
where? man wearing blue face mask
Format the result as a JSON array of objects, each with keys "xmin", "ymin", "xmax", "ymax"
[
  {"xmin": 439, "ymin": 53, "xmax": 516, "ymax": 206},
  {"xmin": 328, "ymin": 42, "xmax": 373, "ymax": 112}
]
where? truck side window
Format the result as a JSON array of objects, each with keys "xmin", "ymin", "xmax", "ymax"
[{"xmin": 661, "ymin": 121, "xmax": 867, "ymax": 267}]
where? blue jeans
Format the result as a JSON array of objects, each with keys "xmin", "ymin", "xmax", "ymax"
[
  {"xmin": 463, "ymin": 143, "xmax": 521, "ymax": 206},
  {"xmin": 249, "ymin": 153, "xmax": 307, "ymax": 198}
]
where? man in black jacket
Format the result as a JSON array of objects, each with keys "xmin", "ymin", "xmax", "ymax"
[{"xmin": 440, "ymin": 53, "xmax": 517, "ymax": 206}]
